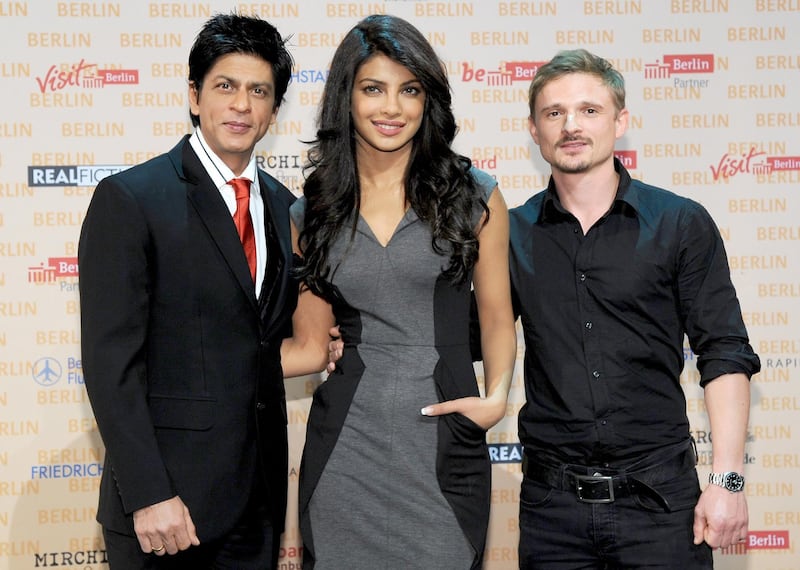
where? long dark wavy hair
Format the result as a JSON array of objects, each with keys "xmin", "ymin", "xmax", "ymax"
[{"xmin": 296, "ymin": 14, "xmax": 489, "ymax": 299}]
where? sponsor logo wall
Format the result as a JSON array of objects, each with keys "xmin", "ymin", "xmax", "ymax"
[{"xmin": 1, "ymin": 1, "xmax": 797, "ymax": 568}]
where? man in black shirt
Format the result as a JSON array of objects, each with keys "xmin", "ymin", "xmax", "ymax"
[{"xmin": 512, "ymin": 49, "xmax": 760, "ymax": 568}]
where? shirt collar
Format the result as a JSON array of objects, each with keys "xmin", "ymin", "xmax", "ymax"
[
  {"xmin": 189, "ymin": 128, "xmax": 257, "ymax": 190},
  {"xmin": 541, "ymin": 157, "xmax": 637, "ymax": 222}
]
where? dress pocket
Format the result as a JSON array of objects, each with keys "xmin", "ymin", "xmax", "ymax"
[{"xmin": 445, "ymin": 411, "xmax": 487, "ymax": 445}]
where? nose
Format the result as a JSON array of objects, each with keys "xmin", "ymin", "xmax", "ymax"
[
  {"xmin": 381, "ymin": 93, "xmax": 401, "ymax": 116},
  {"xmin": 231, "ymin": 89, "xmax": 251, "ymax": 112},
  {"xmin": 563, "ymin": 112, "xmax": 580, "ymax": 133}
]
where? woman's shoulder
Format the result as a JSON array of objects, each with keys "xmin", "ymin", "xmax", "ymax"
[
  {"xmin": 468, "ymin": 166, "xmax": 497, "ymax": 201},
  {"xmin": 289, "ymin": 195, "xmax": 307, "ymax": 228}
]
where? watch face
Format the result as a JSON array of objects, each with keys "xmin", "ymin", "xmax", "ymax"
[{"xmin": 724, "ymin": 472, "xmax": 745, "ymax": 492}]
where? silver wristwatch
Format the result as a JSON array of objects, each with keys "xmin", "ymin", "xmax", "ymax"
[{"xmin": 708, "ymin": 471, "xmax": 745, "ymax": 492}]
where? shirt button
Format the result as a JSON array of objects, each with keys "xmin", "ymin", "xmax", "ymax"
[
  {"xmin": 601, "ymin": 420, "xmax": 607, "ymax": 426},
  {"xmin": 256, "ymin": 402, "xmax": 266, "ymax": 410},
  {"xmin": 592, "ymin": 370, "xmax": 600, "ymax": 379},
  {"xmin": 585, "ymin": 321, "xmax": 593, "ymax": 329},
  {"xmin": 579, "ymin": 273, "xmax": 586, "ymax": 282}
]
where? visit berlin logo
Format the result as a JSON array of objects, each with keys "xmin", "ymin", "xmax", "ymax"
[{"xmin": 34, "ymin": 58, "xmax": 139, "ymax": 93}]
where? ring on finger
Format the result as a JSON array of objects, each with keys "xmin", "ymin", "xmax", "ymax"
[{"xmin": 152, "ymin": 545, "xmax": 165, "ymax": 553}]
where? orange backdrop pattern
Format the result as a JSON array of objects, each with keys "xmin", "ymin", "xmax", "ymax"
[{"xmin": 1, "ymin": 1, "xmax": 798, "ymax": 568}]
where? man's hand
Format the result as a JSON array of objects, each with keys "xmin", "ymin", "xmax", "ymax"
[
  {"xmin": 326, "ymin": 325, "xmax": 343, "ymax": 373},
  {"xmin": 132, "ymin": 496, "xmax": 200, "ymax": 556},
  {"xmin": 421, "ymin": 393, "xmax": 507, "ymax": 431},
  {"xmin": 693, "ymin": 484, "xmax": 748, "ymax": 549}
]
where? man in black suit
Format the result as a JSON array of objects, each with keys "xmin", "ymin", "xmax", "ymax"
[{"xmin": 79, "ymin": 13, "xmax": 330, "ymax": 569}]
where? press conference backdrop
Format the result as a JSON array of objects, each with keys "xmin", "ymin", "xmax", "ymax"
[{"xmin": 1, "ymin": 1, "xmax": 798, "ymax": 568}]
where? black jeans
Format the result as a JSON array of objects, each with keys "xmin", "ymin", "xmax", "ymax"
[{"xmin": 518, "ymin": 458, "xmax": 713, "ymax": 569}]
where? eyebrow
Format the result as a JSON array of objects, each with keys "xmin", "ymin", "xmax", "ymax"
[{"xmin": 356, "ymin": 77, "xmax": 421, "ymax": 87}]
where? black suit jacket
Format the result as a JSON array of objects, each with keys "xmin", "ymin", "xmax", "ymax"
[{"xmin": 78, "ymin": 136, "xmax": 297, "ymax": 540}]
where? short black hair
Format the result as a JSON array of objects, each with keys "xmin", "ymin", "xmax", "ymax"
[{"xmin": 187, "ymin": 12, "xmax": 293, "ymax": 126}]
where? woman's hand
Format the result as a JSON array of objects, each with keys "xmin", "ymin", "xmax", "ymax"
[{"xmin": 421, "ymin": 392, "xmax": 507, "ymax": 431}]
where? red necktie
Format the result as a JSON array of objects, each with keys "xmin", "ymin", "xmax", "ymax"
[{"xmin": 229, "ymin": 178, "xmax": 256, "ymax": 283}]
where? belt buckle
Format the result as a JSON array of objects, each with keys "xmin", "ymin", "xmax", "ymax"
[{"xmin": 575, "ymin": 473, "xmax": 615, "ymax": 504}]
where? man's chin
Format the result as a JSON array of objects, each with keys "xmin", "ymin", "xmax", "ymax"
[{"xmin": 555, "ymin": 160, "xmax": 591, "ymax": 174}]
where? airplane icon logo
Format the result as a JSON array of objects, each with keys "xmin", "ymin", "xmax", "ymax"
[{"xmin": 33, "ymin": 357, "xmax": 62, "ymax": 387}]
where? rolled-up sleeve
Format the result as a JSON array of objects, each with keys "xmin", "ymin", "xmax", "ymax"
[{"xmin": 676, "ymin": 202, "xmax": 761, "ymax": 385}]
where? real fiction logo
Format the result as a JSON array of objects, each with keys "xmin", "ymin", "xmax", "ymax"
[
  {"xmin": 488, "ymin": 443, "xmax": 523, "ymax": 464},
  {"xmin": 27, "ymin": 165, "xmax": 130, "ymax": 187}
]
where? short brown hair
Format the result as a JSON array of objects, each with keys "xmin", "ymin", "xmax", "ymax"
[{"xmin": 528, "ymin": 49, "xmax": 625, "ymax": 118}]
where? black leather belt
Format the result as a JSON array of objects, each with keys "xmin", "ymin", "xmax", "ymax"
[{"xmin": 522, "ymin": 443, "xmax": 695, "ymax": 512}]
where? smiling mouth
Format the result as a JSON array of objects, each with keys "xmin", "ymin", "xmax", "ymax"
[{"xmin": 373, "ymin": 121, "xmax": 404, "ymax": 134}]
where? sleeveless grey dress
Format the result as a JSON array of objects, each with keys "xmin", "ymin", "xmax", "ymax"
[{"xmin": 293, "ymin": 169, "xmax": 496, "ymax": 570}]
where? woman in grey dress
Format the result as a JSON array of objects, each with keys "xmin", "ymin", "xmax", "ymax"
[{"xmin": 289, "ymin": 14, "xmax": 517, "ymax": 569}]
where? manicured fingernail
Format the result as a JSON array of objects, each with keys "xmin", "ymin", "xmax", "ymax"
[{"xmin": 420, "ymin": 407, "xmax": 431, "ymax": 416}]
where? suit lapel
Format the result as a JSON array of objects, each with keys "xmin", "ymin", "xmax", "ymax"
[
  {"xmin": 257, "ymin": 172, "xmax": 292, "ymax": 333},
  {"xmin": 175, "ymin": 139, "xmax": 258, "ymax": 309}
]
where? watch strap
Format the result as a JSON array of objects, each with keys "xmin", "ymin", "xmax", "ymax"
[{"xmin": 708, "ymin": 471, "xmax": 745, "ymax": 492}]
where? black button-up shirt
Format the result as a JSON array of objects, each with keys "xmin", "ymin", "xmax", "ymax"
[{"xmin": 509, "ymin": 160, "xmax": 760, "ymax": 465}]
